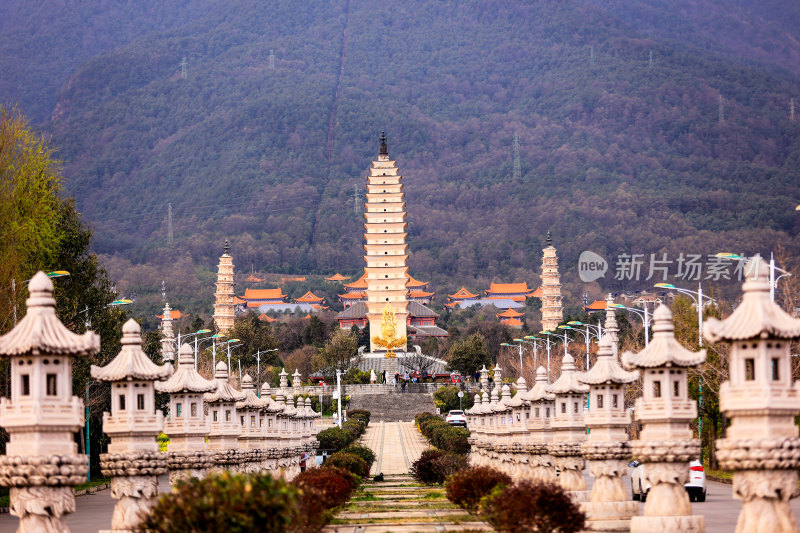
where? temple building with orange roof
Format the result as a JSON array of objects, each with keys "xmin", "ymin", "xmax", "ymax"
[
  {"xmin": 339, "ymin": 271, "xmax": 433, "ymax": 307},
  {"xmin": 325, "ymin": 273, "xmax": 349, "ymax": 282},
  {"xmin": 408, "ymin": 289, "xmax": 434, "ymax": 305},
  {"xmin": 584, "ymin": 299, "xmax": 607, "ymax": 315},
  {"xmin": 240, "ymin": 287, "xmax": 288, "ymax": 308},
  {"xmin": 245, "ymin": 274, "xmax": 265, "ymax": 283},
  {"xmin": 485, "ymin": 281, "xmax": 537, "ymax": 302},
  {"xmin": 294, "ymin": 291, "xmax": 325, "ymax": 306},
  {"xmin": 503, "ymin": 317, "xmax": 524, "ymax": 328},
  {"xmin": 156, "ymin": 309, "xmax": 189, "ymax": 321},
  {"xmin": 497, "ymin": 308, "xmax": 525, "ymax": 327},
  {"xmin": 447, "ymin": 287, "xmax": 479, "ymax": 307}
]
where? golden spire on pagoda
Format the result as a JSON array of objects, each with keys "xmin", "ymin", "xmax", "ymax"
[{"xmin": 372, "ymin": 304, "xmax": 407, "ymax": 358}]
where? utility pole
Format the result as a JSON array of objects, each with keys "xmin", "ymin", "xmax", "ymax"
[
  {"xmin": 11, "ymin": 278, "xmax": 16, "ymax": 326},
  {"xmin": 161, "ymin": 281, "xmax": 166, "ymax": 302},
  {"xmin": 590, "ymin": 45, "xmax": 595, "ymax": 65},
  {"xmin": 512, "ymin": 134, "xmax": 521, "ymax": 181},
  {"xmin": 269, "ymin": 49, "xmax": 275, "ymax": 70},
  {"xmin": 180, "ymin": 57, "xmax": 188, "ymax": 79},
  {"xmin": 791, "ymin": 98, "xmax": 796, "ymax": 122},
  {"xmin": 718, "ymin": 95, "xmax": 725, "ymax": 124},
  {"xmin": 167, "ymin": 202, "xmax": 174, "ymax": 245},
  {"xmin": 648, "ymin": 50, "xmax": 653, "ymax": 69}
]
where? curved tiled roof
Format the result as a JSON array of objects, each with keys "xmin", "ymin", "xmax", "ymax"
[
  {"xmin": 156, "ymin": 344, "xmax": 217, "ymax": 394},
  {"xmin": 622, "ymin": 305, "xmax": 706, "ymax": 369},
  {"xmin": 546, "ymin": 355, "xmax": 589, "ymax": 395},
  {"xmin": 204, "ymin": 361, "xmax": 246, "ymax": 403},
  {"xmin": 449, "ymin": 287, "xmax": 479, "ymax": 300},
  {"xmin": 0, "ymin": 272, "xmax": 100, "ymax": 358},
  {"xmin": 295, "ymin": 291, "xmax": 324, "ymax": 303},
  {"xmin": 339, "ymin": 292, "xmax": 366, "ymax": 299},
  {"xmin": 243, "ymin": 288, "xmax": 287, "ymax": 300},
  {"xmin": 92, "ymin": 319, "xmax": 174, "ymax": 382},
  {"xmin": 704, "ymin": 256, "xmax": 800, "ymax": 342},
  {"xmin": 487, "ymin": 282, "xmax": 533, "ymax": 295},
  {"xmin": 156, "ymin": 309, "xmax": 188, "ymax": 320},
  {"xmin": 577, "ymin": 335, "xmax": 639, "ymax": 385},
  {"xmin": 502, "ymin": 317, "xmax": 524, "ymax": 327},
  {"xmin": 344, "ymin": 274, "xmax": 368, "ymax": 289},
  {"xmin": 497, "ymin": 308, "xmax": 524, "ymax": 318},
  {"xmin": 326, "ymin": 273, "xmax": 349, "ymax": 281}
]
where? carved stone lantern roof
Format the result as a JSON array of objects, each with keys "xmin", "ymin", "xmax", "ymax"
[
  {"xmin": 505, "ymin": 377, "xmax": 528, "ymax": 407},
  {"xmin": 623, "ymin": 305, "xmax": 706, "ymax": 369},
  {"xmin": 236, "ymin": 373, "xmax": 262, "ymax": 410},
  {"xmin": 466, "ymin": 393, "xmax": 481, "ymax": 414},
  {"xmin": 283, "ymin": 394, "xmax": 298, "ymax": 417},
  {"xmin": 0, "ymin": 272, "xmax": 100, "ymax": 357},
  {"xmin": 204, "ymin": 361, "xmax": 245, "ymax": 403},
  {"xmin": 705, "ymin": 256, "xmax": 800, "ymax": 342},
  {"xmin": 579, "ymin": 335, "xmax": 639, "ymax": 385},
  {"xmin": 156, "ymin": 344, "xmax": 217, "ymax": 394},
  {"xmin": 546, "ymin": 354, "xmax": 589, "ymax": 395},
  {"xmin": 260, "ymin": 384, "xmax": 284, "ymax": 412},
  {"xmin": 91, "ymin": 319, "xmax": 173, "ymax": 382},
  {"xmin": 522, "ymin": 366, "xmax": 556, "ymax": 402},
  {"xmin": 492, "ymin": 383, "xmax": 512, "ymax": 412}
]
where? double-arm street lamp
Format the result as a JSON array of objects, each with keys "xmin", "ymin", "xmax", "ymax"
[
  {"xmin": 195, "ymin": 333, "xmax": 225, "ymax": 370},
  {"xmin": 225, "ymin": 339, "xmax": 242, "ymax": 380},
  {"xmin": 716, "ymin": 252, "xmax": 791, "ymax": 303},
  {"xmin": 500, "ymin": 342, "xmax": 523, "ymax": 375},
  {"xmin": 565, "ymin": 321, "xmax": 598, "ymax": 370},
  {"xmin": 608, "ymin": 303, "xmax": 654, "ymax": 346},
  {"xmin": 653, "ymin": 283, "xmax": 714, "ymax": 347},
  {"xmin": 178, "ymin": 328, "xmax": 211, "ymax": 354},
  {"xmin": 537, "ymin": 331, "xmax": 559, "ymax": 381}
]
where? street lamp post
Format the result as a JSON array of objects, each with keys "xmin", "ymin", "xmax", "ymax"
[
  {"xmin": 566, "ymin": 322, "xmax": 596, "ymax": 370},
  {"xmin": 225, "ymin": 339, "xmax": 242, "ymax": 379},
  {"xmin": 653, "ymin": 283, "xmax": 715, "ymax": 347},
  {"xmin": 538, "ymin": 331, "xmax": 558, "ymax": 381},
  {"xmin": 179, "ymin": 329, "xmax": 210, "ymax": 355},
  {"xmin": 609, "ymin": 303, "xmax": 653, "ymax": 346},
  {"xmin": 336, "ymin": 368, "xmax": 343, "ymax": 428},
  {"xmin": 500, "ymin": 342, "xmax": 524, "ymax": 375},
  {"xmin": 194, "ymin": 334, "xmax": 224, "ymax": 371}
]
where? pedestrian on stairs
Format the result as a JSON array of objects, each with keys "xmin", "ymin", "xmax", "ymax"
[{"xmin": 401, "ymin": 381, "xmax": 407, "ymax": 393}]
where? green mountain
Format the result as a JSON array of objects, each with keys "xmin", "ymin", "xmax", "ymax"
[{"xmin": 3, "ymin": 0, "xmax": 800, "ymax": 319}]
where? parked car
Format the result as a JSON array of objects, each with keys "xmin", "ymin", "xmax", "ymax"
[
  {"xmin": 629, "ymin": 459, "xmax": 707, "ymax": 502},
  {"xmin": 445, "ymin": 410, "xmax": 467, "ymax": 427}
]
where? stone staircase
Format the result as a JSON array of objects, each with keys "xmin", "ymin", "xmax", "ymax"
[{"xmin": 348, "ymin": 391, "xmax": 437, "ymax": 422}]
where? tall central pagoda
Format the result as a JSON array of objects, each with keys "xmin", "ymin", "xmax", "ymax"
[{"xmin": 364, "ymin": 132, "xmax": 409, "ymax": 352}]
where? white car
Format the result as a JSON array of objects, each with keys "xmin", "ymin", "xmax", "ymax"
[
  {"xmin": 445, "ymin": 410, "xmax": 467, "ymax": 427},
  {"xmin": 629, "ymin": 459, "xmax": 707, "ymax": 502}
]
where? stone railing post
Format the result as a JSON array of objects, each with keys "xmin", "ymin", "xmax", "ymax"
[
  {"xmin": 521, "ymin": 366, "xmax": 556, "ymax": 482},
  {"xmin": 705, "ymin": 256, "xmax": 800, "ymax": 533},
  {"xmin": 155, "ymin": 343, "xmax": 217, "ymax": 483},
  {"xmin": 576, "ymin": 335, "xmax": 639, "ymax": 531},
  {"xmin": 623, "ymin": 304, "xmax": 707, "ymax": 532},
  {"xmin": 92, "ymin": 319, "xmax": 173, "ymax": 532},
  {"xmin": 546, "ymin": 354, "xmax": 589, "ymax": 492},
  {"xmin": 260, "ymin": 383, "xmax": 283, "ymax": 472},
  {"xmin": 236, "ymin": 374, "xmax": 264, "ymax": 473},
  {"xmin": 204, "ymin": 361, "xmax": 245, "ymax": 472},
  {"xmin": 0, "ymin": 272, "xmax": 97, "ymax": 533}
]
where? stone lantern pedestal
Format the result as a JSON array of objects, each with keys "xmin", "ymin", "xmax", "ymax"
[
  {"xmin": 521, "ymin": 366, "xmax": 556, "ymax": 483},
  {"xmin": 0, "ymin": 272, "xmax": 97, "ymax": 533}
]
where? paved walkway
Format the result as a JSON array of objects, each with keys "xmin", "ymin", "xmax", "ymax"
[{"xmin": 362, "ymin": 421, "xmax": 429, "ymax": 475}]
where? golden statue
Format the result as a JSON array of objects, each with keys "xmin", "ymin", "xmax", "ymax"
[{"xmin": 372, "ymin": 304, "xmax": 407, "ymax": 358}]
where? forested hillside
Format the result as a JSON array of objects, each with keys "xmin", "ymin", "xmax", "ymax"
[{"xmin": 3, "ymin": 0, "xmax": 800, "ymax": 320}]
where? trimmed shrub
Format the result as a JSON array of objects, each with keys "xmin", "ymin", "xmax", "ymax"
[
  {"xmin": 415, "ymin": 412, "xmax": 438, "ymax": 426},
  {"xmin": 445, "ymin": 466, "xmax": 511, "ymax": 512},
  {"xmin": 479, "ymin": 480, "xmax": 586, "ymax": 533},
  {"xmin": 294, "ymin": 466, "xmax": 357, "ymax": 509},
  {"xmin": 143, "ymin": 471, "xmax": 300, "ymax": 533},
  {"xmin": 411, "ymin": 449, "xmax": 468, "ymax": 485},
  {"xmin": 348, "ymin": 409, "xmax": 371, "ymax": 426},
  {"xmin": 340, "ymin": 444, "xmax": 376, "ymax": 471},
  {"xmin": 325, "ymin": 452, "xmax": 369, "ymax": 478},
  {"xmin": 342, "ymin": 418, "xmax": 366, "ymax": 441},
  {"xmin": 316, "ymin": 427, "xmax": 353, "ymax": 452},
  {"xmin": 432, "ymin": 426, "xmax": 471, "ymax": 455}
]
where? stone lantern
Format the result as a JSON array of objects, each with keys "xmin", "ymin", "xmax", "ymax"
[
  {"xmin": 622, "ymin": 304, "xmax": 706, "ymax": 533},
  {"xmin": 236, "ymin": 374, "xmax": 264, "ymax": 472},
  {"xmin": 577, "ymin": 335, "xmax": 639, "ymax": 531},
  {"xmin": 521, "ymin": 366, "xmax": 556, "ymax": 482},
  {"xmin": 0, "ymin": 272, "xmax": 97, "ymax": 532},
  {"xmin": 479, "ymin": 364, "xmax": 489, "ymax": 390},
  {"xmin": 204, "ymin": 361, "xmax": 245, "ymax": 471},
  {"xmin": 260, "ymin": 383, "xmax": 283, "ymax": 472},
  {"xmin": 92, "ymin": 319, "xmax": 174, "ymax": 532},
  {"xmin": 605, "ymin": 293, "xmax": 619, "ymax": 357},
  {"xmin": 546, "ymin": 353, "xmax": 590, "ymax": 491},
  {"xmin": 292, "ymin": 368, "xmax": 302, "ymax": 394},
  {"xmin": 504, "ymin": 377, "xmax": 529, "ymax": 479},
  {"xmin": 704, "ymin": 256, "xmax": 800, "ymax": 533},
  {"xmin": 155, "ymin": 343, "xmax": 217, "ymax": 483}
]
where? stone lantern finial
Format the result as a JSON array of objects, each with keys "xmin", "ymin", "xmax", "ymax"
[
  {"xmin": 622, "ymin": 305, "xmax": 706, "ymax": 533},
  {"xmin": 0, "ymin": 271, "xmax": 99, "ymax": 532},
  {"xmin": 703, "ymin": 256, "xmax": 800, "ymax": 533},
  {"xmin": 604, "ymin": 293, "xmax": 619, "ymax": 357},
  {"xmin": 93, "ymin": 318, "xmax": 173, "ymax": 532}
]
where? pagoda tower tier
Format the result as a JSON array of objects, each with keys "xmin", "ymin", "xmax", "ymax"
[
  {"xmin": 541, "ymin": 231, "xmax": 563, "ymax": 332},
  {"xmin": 364, "ymin": 133, "xmax": 409, "ymax": 351}
]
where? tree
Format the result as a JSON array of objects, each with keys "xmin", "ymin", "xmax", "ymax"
[
  {"xmin": 312, "ymin": 330, "xmax": 360, "ymax": 378},
  {"xmin": 433, "ymin": 385, "xmax": 474, "ymax": 412},
  {"xmin": 447, "ymin": 334, "xmax": 491, "ymax": 377},
  {"xmin": 283, "ymin": 345, "xmax": 316, "ymax": 381},
  {"xmin": 229, "ymin": 312, "xmax": 280, "ymax": 368}
]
